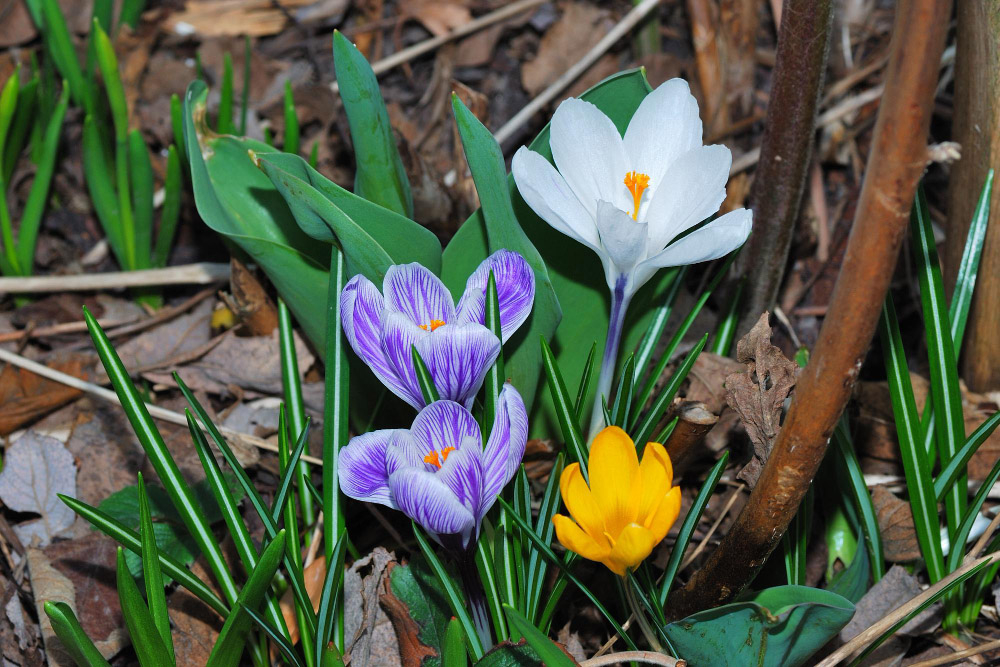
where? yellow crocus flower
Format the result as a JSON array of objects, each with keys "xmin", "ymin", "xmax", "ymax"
[{"xmin": 552, "ymin": 426, "xmax": 682, "ymax": 576}]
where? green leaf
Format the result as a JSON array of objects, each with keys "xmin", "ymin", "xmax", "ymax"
[
  {"xmin": 832, "ymin": 418, "xmax": 885, "ymax": 582},
  {"xmin": 443, "ymin": 69, "xmax": 678, "ymax": 437},
  {"xmin": 935, "ymin": 410, "xmax": 1000, "ymax": 502},
  {"xmin": 218, "ymin": 52, "xmax": 234, "ymax": 135},
  {"xmin": 183, "ymin": 80, "xmax": 331, "ymax": 348},
  {"xmin": 152, "ymin": 144, "xmax": 182, "ymax": 268},
  {"xmin": 391, "ymin": 556, "xmax": 457, "ymax": 667},
  {"xmin": 315, "ymin": 530, "xmax": 349, "ymax": 661},
  {"xmin": 442, "ymin": 617, "xmax": 468, "ymax": 667},
  {"xmin": 207, "ymin": 530, "xmax": 288, "ymax": 667},
  {"xmin": 502, "ymin": 604, "xmax": 574, "ymax": 667},
  {"xmin": 783, "ymin": 487, "xmax": 813, "ymax": 586},
  {"xmin": 116, "ymin": 548, "xmax": 173, "ymax": 667},
  {"xmin": 827, "ymin": 537, "xmax": 870, "ymax": 604},
  {"xmin": 475, "ymin": 641, "xmax": 547, "ymax": 667},
  {"xmin": 128, "ymin": 129, "xmax": 153, "ymax": 268},
  {"xmin": 38, "ymin": 0, "xmax": 88, "ymax": 109},
  {"xmin": 256, "ymin": 150, "xmax": 441, "ymax": 279},
  {"xmin": 630, "ymin": 333, "xmax": 708, "ymax": 447},
  {"xmin": 137, "ymin": 474, "xmax": 173, "ymax": 662},
  {"xmin": 949, "ymin": 169, "xmax": 993, "ymax": 350},
  {"xmin": 284, "ymin": 81, "xmax": 299, "ymax": 155},
  {"xmin": 332, "ymin": 31, "xmax": 412, "ymax": 217},
  {"xmin": 43, "ymin": 602, "xmax": 111, "ymax": 667},
  {"xmin": 540, "ymin": 337, "xmax": 587, "ymax": 479},
  {"xmin": 663, "ymin": 586, "xmax": 855, "ymax": 667},
  {"xmin": 278, "ymin": 299, "xmax": 314, "ymax": 526}
]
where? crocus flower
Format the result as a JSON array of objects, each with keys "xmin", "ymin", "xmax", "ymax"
[
  {"xmin": 338, "ymin": 384, "xmax": 528, "ymax": 552},
  {"xmin": 340, "ymin": 250, "xmax": 534, "ymax": 410},
  {"xmin": 552, "ymin": 426, "xmax": 681, "ymax": 576},
  {"xmin": 511, "ymin": 79, "xmax": 751, "ymax": 438}
]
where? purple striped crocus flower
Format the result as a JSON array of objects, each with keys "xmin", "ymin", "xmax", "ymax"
[
  {"xmin": 338, "ymin": 384, "xmax": 528, "ymax": 551},
  {"xmin": 340, "ymin": 250, "xmax": 535, "ymax": 409}
]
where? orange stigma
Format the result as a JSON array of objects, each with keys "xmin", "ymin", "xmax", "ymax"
[
  {"xmin": 418, "ymin": 319, "xmax": 446, "ymax": 331},
  {"xmin": 624, "ymin": 171, "xmax": 650, "ymax": 220},
  {"xmin": 424, "ymin": 446, "xmax": 456, "ymax": 469}
]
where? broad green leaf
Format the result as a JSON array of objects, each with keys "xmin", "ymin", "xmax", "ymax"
[
  {"xmin": 256, "ymin": 150, "xmax": 441, "ymax": 280},
  {"xmin": 441, "ymin": 69, "xmax": 679, "ymax": 436},
  {"xmin": 442, "ymin": 617, "xmax": 468, "ymax": 667},
  {"xmin": 390, "ymin": 556, "xmax": 454, "ymax": 667},
  {"xmin": 475, "ymin": 641, "xmax": 548, "ymax": 667},
  {"xmin": 183, "ymin": 80, "xmax": 330, "ymax": 348},
  {"xmin": 663, "ymin": 586, "xmax": 855, "ymax": 667},
  {"xmin": 502, "ymin": 604, "xmax": 575, "ymax": 667},
  {"xmin": 332, "ymin": 31, "xmax": 413, "ymax": 217}
]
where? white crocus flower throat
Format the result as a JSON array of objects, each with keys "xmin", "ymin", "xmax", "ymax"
[
  {"xmin": 511, "ymin": 78, "xmax": 752, "ymax": 300},
  {"xmin": 511, "ymin": 78, "xmax": 752, "ymax": 440}
]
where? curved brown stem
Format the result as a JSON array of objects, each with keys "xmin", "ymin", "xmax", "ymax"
[{"xmin": 666, "ymin": 0, "xmax": 953, "ymax": 619}]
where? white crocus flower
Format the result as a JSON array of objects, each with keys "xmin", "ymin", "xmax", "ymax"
[{"xmin": 512, "ymin": 79, "xmax": 752, "ymax": 439}]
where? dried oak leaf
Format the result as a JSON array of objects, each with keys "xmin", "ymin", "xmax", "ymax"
[
  {"xmin": 0, "ymin": 359, "xmax": 85, "ymax": 436},
  {"xmin": 0, "ymin": 432, "xmax": 76, "ymax": 547},
  {"xmin": 725, "ymin": 313, "xmax": 798, "ymax": 487},
  {"xmin": 872, "ymin": 485, "xmax": 922, "ymax": 562}
]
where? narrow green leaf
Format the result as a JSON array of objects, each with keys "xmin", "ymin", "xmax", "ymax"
[
  {"xmin": 82, "ymin": 115, "xmax": 124, "ymax": 263},
  {"xmin": 783, "ymin": 487, "xmax": 813, "ymax": 586},
  {"xmin": 39, "ymin": 0, "xmax": 88, "ymax": 109},
  {"xmin": 947, "ymin": 455, "xmax": 1000, "ymax": 572},
  {"xmin": 632, "ymin": 266, "xmax": 684, "ymax": 378},
  {"xmin": 658, "ymin": 451, "xmax": 728, "ymax": 605},
  {"xmin": 474, "ymin": 535, "xmax": 508, "ymax": 642},
  {"xmin": 279, "ymin": 299, "xmax": 315, "ymax": 527},
  {"xmin": 878, "ymin": 296, "xmax": 945, "ymax": 582},
  {"xmin": 128, "ymin": 129, "xmax": 153, "ymax": 268},
  {"xmin": 573, "ymin": 343, "xmax": 597, "ymax": 425},
  {"xmin": 245, "ymin": 606, "xmax": 306, "ymax": 667},
  {"xmin": 332, "ymin": 30, "xmax": 412, "ymax": 217},
  {"xmin": 284, "ymin": 81, "xmax": 299, "ymax": 155},
  {"xmin": 502, "ymin": 604, "xmax": 575, "ymax": 667},
  {"xmin": 118, "ymin": 0, "xmax": 145, "ymax": 28},
  {"xmin": 271, "ymin": 415, "xmax": 311, "ymax": 525},
  {"xmin": 541, "ymin": 336, "xmax": 588, "ymax": 478},
  {"xmin": 935, "ymin": 411, "xmax": 1000, "ymax": 502},
  {"xmin": 240, "ymin": 36, "xmax": 251, "ymax": 135},
  {"xmin": 411, "ymin": 524, "xmax": 485, "ymax": 661},
  {"xmin": 116, "ymin": 548, "xmax": 172, "ymax": 667},
  {"xmin": 43, "ymin": 602, "xmax": 112, "ymax": 667},
  {"xmin": 137, "ymin": 474, "xmax": 173, "ymax": 662},
  {"xmin": 170, "ymin": 94, "xmax": 187, "ymax": 164},
  {"xmin": 832, "ymin": 418, "xmax": 885, "ymax": 581},
  {"xmin": 315, "ymin": 530, "xmax": 349, "ymax": 661},
  {"xmin": 442, "ymin": 617, "xmax": 468, "ymax": 667},
  {"xmin": 948, "ymin": 169, "xmax": 993, "ymax": 350},
  {"xmin": 411, "ymin": 345, "xmax": 441, "ymax": 404},
  {"xmin": 611, "ymin": 354, "xmax": 635, "ymax": 429},
  {"xmin": 712, "ymin": 277, "xmax": 745, "ymax": 356},
  {"xmin": 83, "ymin": 307, "xmax": 241, "ymax": 604},
  {"xmin": 207, "ymin": 530, "xmax": 288, "ymax": 667},
  {"xmin": 152, "ymin": 144, "xmax": 182, "ymax": 267},
  {"xmin": 59, "ymin": 494, "xmax": 228, "ymax": 616},
  {"xmin": 483, "ymin": 271, "xmax": 504, "ymax": 435},
  {"xmin": 631, "ymin": 333, "xmax": 708, "ymax": 447},
  {"xmin": 93, "ymin": 22, "xmax": 127, "ymax": 142},
  {"xmin": 218, "ymin": 52, "xmax": 234, "ymax": 134},
  {"xmin": 526, "ymin": 454, "xmax": 564, "ymax": 623}
]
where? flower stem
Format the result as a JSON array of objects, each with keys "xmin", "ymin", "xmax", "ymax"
[
  {"xmin": 588, "ymin": 276, "xmax": 632, "ymax": 441},
  {"xmin": 623, "ymin": 575, "xmax": 664, "ymax": 653},
  {"xmin": 458, "ymin": 551, "xmax": 493, "ymax": 651}
]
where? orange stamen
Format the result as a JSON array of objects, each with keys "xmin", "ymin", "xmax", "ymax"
[
  {"xmin": 418, "ymin": 319, "xmax": 446, "ymax": 331},
  {"xmin": 423, "ymin": 446, "xmax": 457, "ymax": 469},
  {"xmin": 623, "ymin": 171, "xmax": 650, "ymax": 220}
]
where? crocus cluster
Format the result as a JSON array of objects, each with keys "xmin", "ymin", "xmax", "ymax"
[
  {"xmin": 340, "ymin": 250, "xmax": 534, "ymax": 410},
  {"xmin": 338, "ymin": 251, "xmax": 533, "ymax": 551}
]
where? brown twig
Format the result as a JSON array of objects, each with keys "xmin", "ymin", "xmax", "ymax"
[
  {"xmin": 908, "ymin": 638, "xmax": 1000, "ymax": 667},
  {"xmin": 0, "ymin": 263, "xmax": 230, "ymax": 294},
  {"xmin": 581, "ymin": 652, "xmax": 685, "ymax": 667},
  {"xmin": 666, "ymin": 0, "xmax": 953, "ymax": 619},
  {"xmin": 735, "ymin": 0, "xmax": 834, "ymax": 335}
]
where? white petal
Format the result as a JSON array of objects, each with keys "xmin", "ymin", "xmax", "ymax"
[
  {"xmin": 632, "ymin": 208, "xmax": 751, "ymax": 287},
  {"xmin": 512, "ymin": 147, "xmax": 601, "ymax": 252},
  {"xmin": 550, "ymin": 98, "xmax": 630, "ymax": 217},
  {"xmin": 623, "ymin": 79, "xmax": 703, "ymax": 192},
  {"xmin": 595, "ymin": 200, "xmax": 648, "ymax": 274},
  {"xmin": 644, "ymin": 145, "xmax": 732, "ymax": 251}
]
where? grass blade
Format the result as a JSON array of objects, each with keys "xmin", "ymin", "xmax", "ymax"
[
  {"xmin": 573, "ymin": 342, "xmax": 598, "ymax": 424},
  {"xmin": 218, "ymin": 52, "xmax": 234, "ymax": 134},
  {"xmin": 783, "ymin": 486, "xmax": 813, "ymax": 585},
  {"xmin": 474, "ymin": 535, "xmax": 507, "ymax": 641},
  {"xmin": 935, "ymin": 411, "xmax": 1000, "ymax": 502},
  {"xmin": 632, "ymin": 266, "xmax": 684, "ymax": 381},
  {"xmin": 43, "ymin": 602, "xmax": 111, "ymax": 667},
  {"xmin": 411, "ymin": 345, "xmax": 441, "ymax": 403},
  {"xmin": 152, "ymin": 144, "xmax": 181, "ymax": 267},
  {"xmin": 116, "ymin": 548, "xmax": 172, "ymax": 667},
  {"xmin": 83, "ymin": 307, "xmax": 240, "ymax": 604},
  {"xmin": 137, "ymin": 474, "xmax": 173, "ymax": 662},
  {"xmin": 483, "ymin": 271, "xmax": 504, "ymax": 434},
  {"xmin": 284, "ymin": 81, "xmax": 299, "ymax": 155},
  {"xmin": 279, "ymin": 299, "xmax": 315, "ymax": 528},
  {"xmin": 541, "ymin": 336, "xmax": 588, "ymax": 479},
  {"xmin": 711, "ymin": 277, "xmax": 745, "ymax": 357},
  {"xmin": 503, "ymin": 604, "xmax": 575, "ymax": 667},
  {"xmin": 949, "ymin": 169, "xmax": 994, "ymax": 350},
  {"xmin": 832, "ymin": 418, "xmax": 885, "ymax": 581},
  {"xmin": 442, "ymin": 617, "xmax": 468, "ymax": 667},
  {"xmin": 610, "ymin": 354, "xmax": 635, "ymax": 429},
  {"xmin": 128, "ymin": 129, "xmax": 153, "ymax": 268},
  {"xmin": 315, "ymin": 530, "xmax": 349, "ymax": 660},
  {"xmin": 245, "ymin": 606, "xmax": 306, "ymax": 667},
  {"xmin": 631, "ymin": 333, "xmax": 708, "ymax": 447},
  {"xmin": 526, "ymin": 454, "xmax": 564, "ymax": 623}
]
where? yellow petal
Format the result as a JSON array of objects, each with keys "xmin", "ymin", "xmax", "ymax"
[
  {"xmin": 588, "ymin": 426, "xmax": 641, "ymax": 537},
  {"xmin": 552, "ymin": 514, "xmax": 611, "ymax": 563},
  {"xmin": 560, "ymin": 462, "xmax": 605, "ymax": 542},
  {"xmin": 645, "ymin": 486, "xmax": 682, "ymax": 545},
  {"xmin": 637, "ymin": 442, "xmax": 673, "ymax": 524},
  {"xmin": 606, "ymin": 523, "xmax": 656, "ymax": 575}
]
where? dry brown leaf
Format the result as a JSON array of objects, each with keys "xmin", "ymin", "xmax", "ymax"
[
  {"xmin": 0, "ymin": 359, "xmax": 85, "ymax": 436},
  {"xmin": 226, "ymin": 257, "xmax": 279, "ymax": 336},
  {"xmin": 0, "ymin": 432, "xmax": 76, "ymax": 547},
  {"xmin": 521, "ymin": 3, "xmax": 611, "ymax": 96},
  {"xmin": 163, "ymin": 0, "xmax": 325, "ymax": 37},
  {"xmin": 872, "ymin": 485, "xmax": 922, "ymax": 562},
  {"xmin": 346, "ymin": 548, "xmax": 403, "ymax": 666},
  {"xmin": 726, "ymin": 313, "xmax": 798, "ymax": 486},
  {"xmin": 27, "ymin": 547, "xmax": 77, "ymax": 667},
  {"xmin": 686, "ymin": 352, "xmax": 744, "ymax": 414},
  {"xmin": 402, "ymin": 0, "xmax": 472, "ymax": 37},
  {"xmin": 280, "ymin": 555, "xmax": 326, "ymax": 645},
  {"xmin": 379, "ymin": 563, "xmax": 435, "ymax": 667},
  {"xmin": 169, "ymin": 559, "xmax": 225, "ymax": 665}
]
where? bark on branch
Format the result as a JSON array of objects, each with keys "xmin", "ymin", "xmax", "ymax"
[{"xmin": 666, "ymin": 0, "xmax": 953, "ymax": 619}]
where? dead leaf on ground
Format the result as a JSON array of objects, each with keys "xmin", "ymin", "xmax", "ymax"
[
  {"xmin": 872, "ymin": 485, "xmax": 922, "ymax": 562},
  {"xmin": 345, "ymin": 548, "xmax": 404, "ymax": 666},
  {"xmin": 401, "ymin": 0, "xmax": 472, "ymax": 37},
  {"xmin": 725, "ymin": 313, "xmax": 798, "ymax": 487},
  {"xmin": 168, "ymin": 559, "xmax": 225, "ymax": 665},
  {"xmin": 0, "ymin": 359, "xmax": 85, "ymax": 436},
  {"xmin": 111, "ymin": 299, "xmax": 214, "ymax": 373},
  {"xmin": 521, "ymin": 3, "xmax": 612, "ymax": 96},
  {"xmin": 686, "ymin": 352, "xmax": 744, "ymax": 414},
  {"xmin": 0, "ymin": 432, "xmax": 77, "ymax": 548},
  {"xmin": 64, "ymin": 401, "xmax": 147, "ymax": 508},
  {"xmin": 163, "ymin": 0, "xmax": 327, "ymax": 37},
  {"xmin": 379, "ymin": 564, "xmax": 433, "ymax": 667},
  {"xmin": 280, "ymin": 554, "xmax": 326, "ymax": 645}
]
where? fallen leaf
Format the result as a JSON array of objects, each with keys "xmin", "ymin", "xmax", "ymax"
[
  {"xmin": 402, "ymin": 0, "xmax": 472, "ymax": 37},
  {"xmin": 280, "ymin": 554, "xmax": 326, "ymax": 645},
  {"xmin": 725, "ymin": 313, "xmax": 798, "ymax": 487},
  {"xmin": 871, "ymin": 485, "xmax": 921, "ymax": 562},
  {"xmin": 380, "ymin": 566, "xmax": 433, "ymax": 667},
  {"xmin": 5, "ymin": 595, "xmax": 28, "ymax": 650},
  {"xmin": 226, "ymin": 257, "xmax": 279, "ymax": 336},
  {"xmin": 168, "ymin": 559, "xmax": 224, "ymax": 665},
  {"xmin": 521, "ymin": 3, "xmax": 611, "ymax": 96},
  {"xmin": 163, "ymin": 0, "xmax": 321, "ymax": 37},
  {"xmin": 111, "ymin": 300, "xmax": 214, "ymax": 373},
  {"xmin": 343, "ymin": 548, "xmax": 403, "ymax": 666},
  {"xmin": 0, "ymin": 359, "xmax": 85, "ymax": 436},
  {"xmin": 0, "ymin": 432, "xmax": 77, "ymax": 547}
]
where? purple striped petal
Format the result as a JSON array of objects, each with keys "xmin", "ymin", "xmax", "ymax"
[
  {"xmin": 436, "ymin": 447, "xmax": 484, "ymax": 518},
  {"xmin": 414, "ymin": 324, "xmax": 501, "ymax": 408},
  {"xmin": 383, "ymin": 263, "xmax": 456, "ymax": 328},
  {"xmin": 389, "ymin": 468, "xmax": 476, "ymax": 545},
  {"xmin": 479, "ymin": 385, "xmax": 529, "ymax": 519},
  {"xmin": 455, "ymin": 250, "xmax": 536, "ymax": 343},
  {"xmin": 410, "ymin": 400, "xmax": 483, "ymax": 456},
  {"xmin": 338, "ymin": 429, "xmax": 401, "ymax": 508},
  {"xmin": 385, "ymin": 431, "xmax": 427, "ymax": 475},
  {"xmin": 380, "ymin": 311, "xmax": 428, "ymax": 409},
  {"xmin": 341, "ymin": 275, "xmax": 413, "ymax": 404}
]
